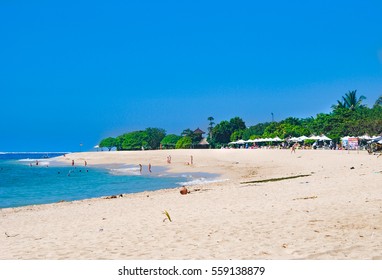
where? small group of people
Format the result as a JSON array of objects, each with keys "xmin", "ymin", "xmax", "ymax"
[
  {"xmin": 29, "ymin": 160, "xmax": 41, "ymax": 167},
  {"xmin": 185, "ymin": 155, "xmax": 194, "ymax": 165},
  {"xmin": 138, "ymin": 163, "xmax": 151, "ymax": 173},
  {"xmin": 70, "ymin": 160, "xmax": 87, "ymax": 166},
  {"xmin": 165, "ymin": 155, "xmax": 194, "ymax": 165}
]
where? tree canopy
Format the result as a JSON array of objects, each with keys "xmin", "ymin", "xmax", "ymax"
[
  {"xmin": 99, "ymin": 137, "xmax": 116, "ymax": 151},
  {"xmin": 160, "ymin": 134, "xmax": 182, "ymax": 149},
  {"xmin": 100, "ymin": 128, "xmax": 166, "ymax": 151},
  {"xmin": 175, "ymin": 136, "xmax": 192, "ymax": 149},
  {"xmin": 332, "ymin": 90, "xmax": 366, "ymax": 111},
  {"xmin": 99, "ymin": 92, "xmax": 382, "ymax": 150}
]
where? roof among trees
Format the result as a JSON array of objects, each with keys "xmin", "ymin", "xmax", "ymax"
[{"xmin": 194, "ymin": 128, "xmax": 205, "ymax": 134}]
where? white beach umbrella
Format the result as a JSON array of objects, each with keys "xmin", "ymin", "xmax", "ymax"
[
  {"xmin": 359, "ymin": 134, "xmax": 371, "ymax": 140},
  {"xmin": 319, "ymin": 134, "xmax": 332, "ymax": 141},
  {"xmin": 236, "ymin": 139, "xmax": 246, "ymax": 144},
  {"xmin": 298, "ymin": 136, "xmax": 308, "ymax": 141},
  {"xmin": 290, "ymin": 137, "xmax": 300, "ymax": 142},
  {"xmin": 272, "ymin": 137, "xmax": 282, "ymax": 141},
  {"xmin": 308, "ymin": 135, "xmax": 320, "ymax": 140},
  {"xmin": 367, "ymin": 136, "xmax": 382, "ymax": 143}
]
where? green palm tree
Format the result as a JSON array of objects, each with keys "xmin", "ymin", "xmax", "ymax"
[
  {"xmin": 181, "ymin": 128, "xmax": 194, "ymax": 137},
  {"xmin": 374, "ymin": 95, "xmax": 382, "ymax": 107},
  {"xmin": 207, "ymin": 116, "xmax": 215, "ymax": 138},
  {"xmin": 333, "ymin": 90, "xmax": 366, "ymax": 111}
]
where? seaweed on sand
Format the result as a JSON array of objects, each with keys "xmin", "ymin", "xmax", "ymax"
[{"xmin": 240, "ymin": 174, "xmax": 311, "ymax": 184}]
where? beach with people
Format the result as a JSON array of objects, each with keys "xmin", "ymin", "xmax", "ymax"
[{"xmin": 1, "ymin": 148, "xmax": 381, "ymax": 260}]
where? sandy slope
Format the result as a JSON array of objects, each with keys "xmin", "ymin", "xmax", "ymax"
[{"xmin": 1, "ymin": 149, "xmax": 381, "ymax": 259}]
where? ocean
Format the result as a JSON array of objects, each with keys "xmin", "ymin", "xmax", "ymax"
[{"xmin": 0, "ymin": 152, "xmax": 213, "ymax": 209}]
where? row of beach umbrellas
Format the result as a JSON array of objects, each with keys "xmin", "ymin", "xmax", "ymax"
[
  {"xmin": 341, "ymin": 135, "xmax": 381, "ymax": 141},
  {"xmin": 228, "ymin": 137, "xmax": 282, "ymax": 145},
  {"xmin": 229, "ymin": 135, "xmax": 332, "ymax": 145},
  {"xmin": 229, "ymin": 134, "xmax": 382, "ymax": 145}
]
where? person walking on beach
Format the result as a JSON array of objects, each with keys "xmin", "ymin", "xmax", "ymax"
[
  {"xmin": 84, "ymin": 160, "xmax": 87, "ymax": 166},
  {"xmin": 71, "ymin": 160, "xmax": 74, "ymax": 166},
  {"xmin": 139, "ymin": 164, "xmax": 142, "ymax": 173},
  {"xmin": 148, "ymin": 163, "xmax": 152, "ymax": 173},
  {"xmin": 190, "ymin": 155, "xmax": 193, "ymax": 165},
  {"xmin": 291, "ymin": 142, "xmax": 298, "ymax": 153}
]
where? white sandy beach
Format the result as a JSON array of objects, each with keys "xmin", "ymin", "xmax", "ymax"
[{"xmin": 1, "ymin": 149, "xmax": 381, "ymax": 259}]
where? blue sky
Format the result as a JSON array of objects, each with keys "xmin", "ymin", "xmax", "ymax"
[{"xmin": 1, "ymin": 0, "xmax": 381, "ymax": 152}]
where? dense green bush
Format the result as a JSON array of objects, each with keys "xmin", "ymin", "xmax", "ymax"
[
  {"xmin": 161, "ymin": 134, "xmax": 182, "ymax": 149},
  {"xmin": 99, "ymin": 137, "xmax": 116, "ymax": 151},
  {"xmin": 175, "ymin": 136, "xmax": 192, "ymax": 149}
]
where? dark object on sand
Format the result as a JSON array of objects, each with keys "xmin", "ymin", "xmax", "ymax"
[
  {"xmin": 241, "ymin": 174, "xmax": 311, "ymax": 184},
  {"xmin": 180, "ymin": 186, "xmax": 188, "ymax": 195},
  {"xmin": 105, "ymin": 194, "xmax": 123, "ymax": 199}
]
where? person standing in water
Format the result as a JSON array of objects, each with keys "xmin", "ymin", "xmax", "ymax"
[{"xmin": 148, "ymin": 163, "xmax": 152, "ymax": 173}]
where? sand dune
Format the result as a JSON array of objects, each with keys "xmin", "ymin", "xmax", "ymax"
[{"xmin": 1, "ymin": 149, "xmax": 381, "ymax": 259}]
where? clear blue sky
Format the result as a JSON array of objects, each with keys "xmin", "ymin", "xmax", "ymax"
[{"xmin": 1, "ymin": 0, "xmax": 381, "ymax": 152}]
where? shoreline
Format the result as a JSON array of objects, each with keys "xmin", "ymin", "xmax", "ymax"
[
  {"xmin": 1, "ymin": 149, "xmax": 382, "ymax": 259},
  {"xmin": 1, "ymin": 155, "xmax": 221, "ymax": 210}
]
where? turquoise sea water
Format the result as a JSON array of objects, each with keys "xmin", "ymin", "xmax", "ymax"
[{"xmin": 0, "ymin": 153, "xmax": 212, "ymax": 209}]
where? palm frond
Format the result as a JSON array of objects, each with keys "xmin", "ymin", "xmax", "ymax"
[{"xmin": 162, "ymin": 210, "xmax": 172, "ymax": 222}]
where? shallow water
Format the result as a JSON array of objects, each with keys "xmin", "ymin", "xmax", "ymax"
[{"xmin": 0, "ymin": 153, "xmax": 216, "ymax": 209}]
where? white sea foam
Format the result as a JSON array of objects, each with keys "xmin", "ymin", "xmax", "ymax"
[
  {"xmin": 18, "ymin": 159, "xmax": 51, "ymax": 166},
  {"xmin": 18, "ymin": 158, "xmax": 50, "ymax": 163},
  {"xmin": 18, "ymin": 159, "xmax": 37, "ymax": 162},
  {"xmin": 108, "ymin": 166, "xmax": 141, "ymax": 176},
  {"xmin": 178, "ymin": 177, "xmax": 227, "ymax": 186}
]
